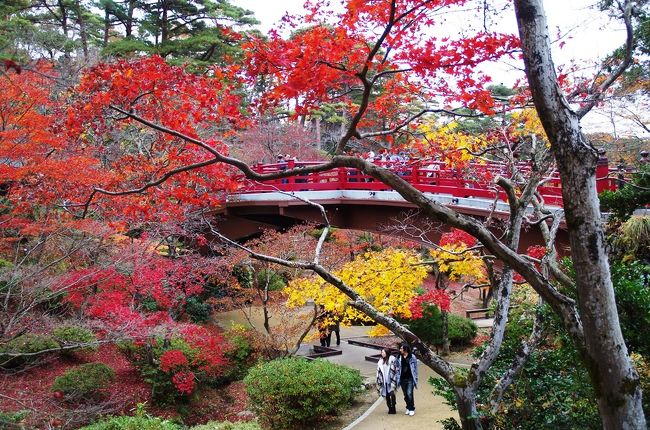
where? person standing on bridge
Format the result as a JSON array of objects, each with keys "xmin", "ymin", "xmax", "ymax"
[
  {"xmin": 376, "ymin": 348, "xmax": 398, "ymax": 414},
  {"xmin": 395, "ymin": 343, "xmax": 418, "ymax": 416},
  {"xmin": 277, "ymin": 154, "xmax": 287, "ymax": 168},
  {"xmin": 277, "ymin": 154, "xmax": 288, "ymax": 184}
]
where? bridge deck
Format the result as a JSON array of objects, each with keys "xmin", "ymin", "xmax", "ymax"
[{"xmin": 227, "ymin": 189, "xmax": 562, "ymax": 218}]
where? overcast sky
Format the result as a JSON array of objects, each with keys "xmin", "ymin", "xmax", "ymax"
[
  {"xmin": 232, "ymin": 0, "xmax": 634, "ymax": 134},
  {"xmin": 233, "ymin": 0, "xmax": 624, "ymax": 66}
]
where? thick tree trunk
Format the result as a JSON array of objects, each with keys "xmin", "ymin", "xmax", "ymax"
[
  {"xmin": 315, "ymin": 117, "xmax": 321, "ymax": 150},
  {"xmin": 103, "ymin": 7, "xmax": 110, "ymax": 46},
  {"xmin": 76, "ymin": 1, "xmax": 88, "ymax": 59},
  {"xmin": 437, "ymin": 273, "xmax": 450, "ymax": 356},
  {"xmin": 441, "ymin": 310, "xmax": 450, "ymax": 356},
  {"xmin": 455, "ymin": 389, "xmax": 482, "ymax": 430},
  {"xmin": 514, "ymin": 1, "xmax": 646, "ymax": 428},
  {"xmin": 126, "ymin": 0, "xmax": 136, "ymax": 38},
  {"xmin": 490, "ymin": 299, "xmax": 545, "ymax": 413},
  {"xmin": 160, "ymin": 0, "xmax": 169, "ymax": 44}
]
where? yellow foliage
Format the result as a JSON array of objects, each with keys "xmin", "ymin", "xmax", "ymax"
[
  {"xmin": 511, "ymin": 284, "xmax": 539, "ymax": 306},
  {"xmin": 420, "ymin": 121, "xmax": 489, "ymax": 165},
  {"xmin": 430, "ymin": 245, "xmax": 486, "ymax": 284},
  {"xmin": 286, "ymin": 249, "xmax": 428, "ymax": 326},
  {"xmin": 509, "ymin": 109, "xmax": 549, "ymax": 147},
  {"xmin": 367, "ymin": 325, "xmax": 391, "ymax": 337}
]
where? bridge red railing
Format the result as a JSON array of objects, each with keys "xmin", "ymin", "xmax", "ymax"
[{"xmin": 235, "ymin": 159, "xmax": 616, "ymax": 207}]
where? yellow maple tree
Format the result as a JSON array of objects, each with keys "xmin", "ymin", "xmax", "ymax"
[
  {"xmin": 419, "ymin": 121, "xmax": 490, "ymax": 166},
  {"xmin": 509, "ymin": 108, "xmax": 549, "ymax": 146},
  {"xmin": 430, "ymin": 244, "xmax": 486, "ymax": 283},
  {"xmin": 285, "ymin": 248, "xmax": 428, "ymax": 335},
  {"xmin": 430, "ymin": 228, "xmax": 488, "ymax": 287}
]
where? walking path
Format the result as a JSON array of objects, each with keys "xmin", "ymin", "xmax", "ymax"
[
  {"xmin": 214, "ymin": 307, "xmax": 488, "ymax": 429},
  {"xmin": 320, "ymin": 326, "xmax": 466, "ymax": 430}
]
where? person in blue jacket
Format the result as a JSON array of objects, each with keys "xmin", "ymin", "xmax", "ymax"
[{"xmin": 394, "ymin": 343, "xmax": 418, "ymax": 416}]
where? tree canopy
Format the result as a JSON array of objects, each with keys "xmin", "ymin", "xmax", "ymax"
[{"xmin": 1, "ymin": 0, "xmax": 648, "ymax": 429}]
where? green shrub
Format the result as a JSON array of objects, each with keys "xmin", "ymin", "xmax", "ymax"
[
  {"xmin": 190, "ymin": 421, "xmax": 261, "ymax": 430},
  {"xmin": 51, "ymin": 362, "xmax": 115, "ymax": 400},
  {"xmin": 447, "ymin": 314, "xmax": 477, "ymax": 345},
  {"xmin": 439, "ymin": 417, "xmax": 462, "ymax": 430},
  {"xmin": 399, "ymin": 304, "xmax": 444, "ymax": 345},
  {"xmin": 53, "ymin": 325, "xmax": 97, "ymax": 352},
  {"xmin": 492, "ymin": 337, "xmax": 600, "ymax": 429},
  {"xmin": 0, "ymin": 333, "xmax": 59, "ymax": 368},
  {"xmin": 0, "ymin": 258, "xmax": 13, "ymax": 269},
  {"xmin": 244, "ymin": 357, "xmax": 363, "ymax": 430},
  {"xmin": 202, "ymin": 280, "xmax": 228, "ymax": 299},
  {"xmin": 232, "ymin": 265, "xmax": 254, "ymax": 289},
  {"xmin": 78, "ymin": 415, "xmax": 180, "ymax": 430},
  {"xmin": 220, "ymin": 325, "xmax": 253, "ymax": 382},
  {"xmin": 0, "ymin": 410, "xmax": 30, "ymax": 427},
  {"xmin": 233, "ymin": 265, "xmax": 287, "ymax": 292},
  {"xmin": 600, "ymin": 164, "xmax": 650, "ymax": 222},
  {"xmin": 611, "ymin": 261, "xmax": 650, "ymax": 356},
  {"xmin": 255, "ymin": 269, "xmax": 286, "ymax": 291},
  {"xmin": 399, "ymin": 305, "xmax": 476, "ymax": 347},
  {"xmin": 185, "ymin": 296, "xmax": 212, "ymax": 323},
  {"xmin": 140, "ymin": 295, "xmax": 159, "ymax": 312},
  {"xmin": 0, "ymin": 259, "xmax": 12, "ymax": 294}
]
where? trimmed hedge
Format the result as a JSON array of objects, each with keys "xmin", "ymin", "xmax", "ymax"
[
  {"xmin": 0, "ymin": 333, "xmax": 59, "ymax": 368},
  {"xmin": 82, "ymin": 417, "xmax": 260, "ymax": 430},
  {"xmin": 219, "ymin": 325, "xmax": 254, "ymax": 383},
  {"xmin": 447, "ymin": 313, "xmax": 478, "ymax": 346},
  {"xmin": 401, "ymin": 304, "xmax": 477, "ymax": 347},
  {"xmin": 53, "ymin": 325, "xmax": 97, "ymax": 355},
  {"xmin": 255, "ymin": 269, "xmax": 286, "ymax": 291},
  {"xmin": 78, "ymin": 415, "xmax": 180, "ymax": 430},
  {"xmin": 51, "ymin": 362, "xmax": 115, "ymax": 400},
  {"xmin": 190, "ymin": 421, "xmax": 261, "ymax": 430},
  {"xmin": 244, "ymin": 358, "xmax": 363, "ymax": 430}
]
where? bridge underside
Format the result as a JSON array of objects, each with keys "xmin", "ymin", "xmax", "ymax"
[{"xmin": 213, "ymin": 191, "xmax": 568, "ymax": 252}]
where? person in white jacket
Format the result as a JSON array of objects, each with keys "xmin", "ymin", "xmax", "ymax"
[{"xmin": 376, "ymin": 348, "xmax": 398, "ymax": 414}]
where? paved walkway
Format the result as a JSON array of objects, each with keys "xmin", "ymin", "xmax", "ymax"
[
  {"xmin": 317, "ymin": 326, "xmax": 464, "ymax": 430},
  {"xmin": 214, "ymin": 307, "xmax": 487, "ymax": 429}
]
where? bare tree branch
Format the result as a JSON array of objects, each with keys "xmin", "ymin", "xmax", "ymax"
[
  {"xmin": 204, "ymin": 221, "xmax": 458, "ymax": 382},
  {"xmin": 576, "ymin": 0, "xmax": 636, "ymax": 118},
  {"xmin": 359, "ymin": 108, "xmax": 484, "ymax": 139},
  {"xmin": 489, "ymin": 298, "xmax": 546, "ymax": 412}
]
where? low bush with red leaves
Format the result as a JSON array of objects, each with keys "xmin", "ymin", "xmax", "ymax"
[{"xmin": 120, "ymin": 325, "xmax": 228, "ymax": 404}]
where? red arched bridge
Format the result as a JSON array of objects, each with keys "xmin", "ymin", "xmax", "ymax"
[{"xmin": 216, "ymin": 159, "xmax": 615, "ymax": 246}]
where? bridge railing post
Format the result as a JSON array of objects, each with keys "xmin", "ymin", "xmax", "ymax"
[
  {"xmin": 334, "ymin": 167, "xmax": 344, "ymax": 190},
  {"xmin": 411, "ymin": 162, "xmax": 419, "ymax": 184},
  {"xmin": 596, "ymin": 155, "xmax": 611, "ymax": 192}
]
